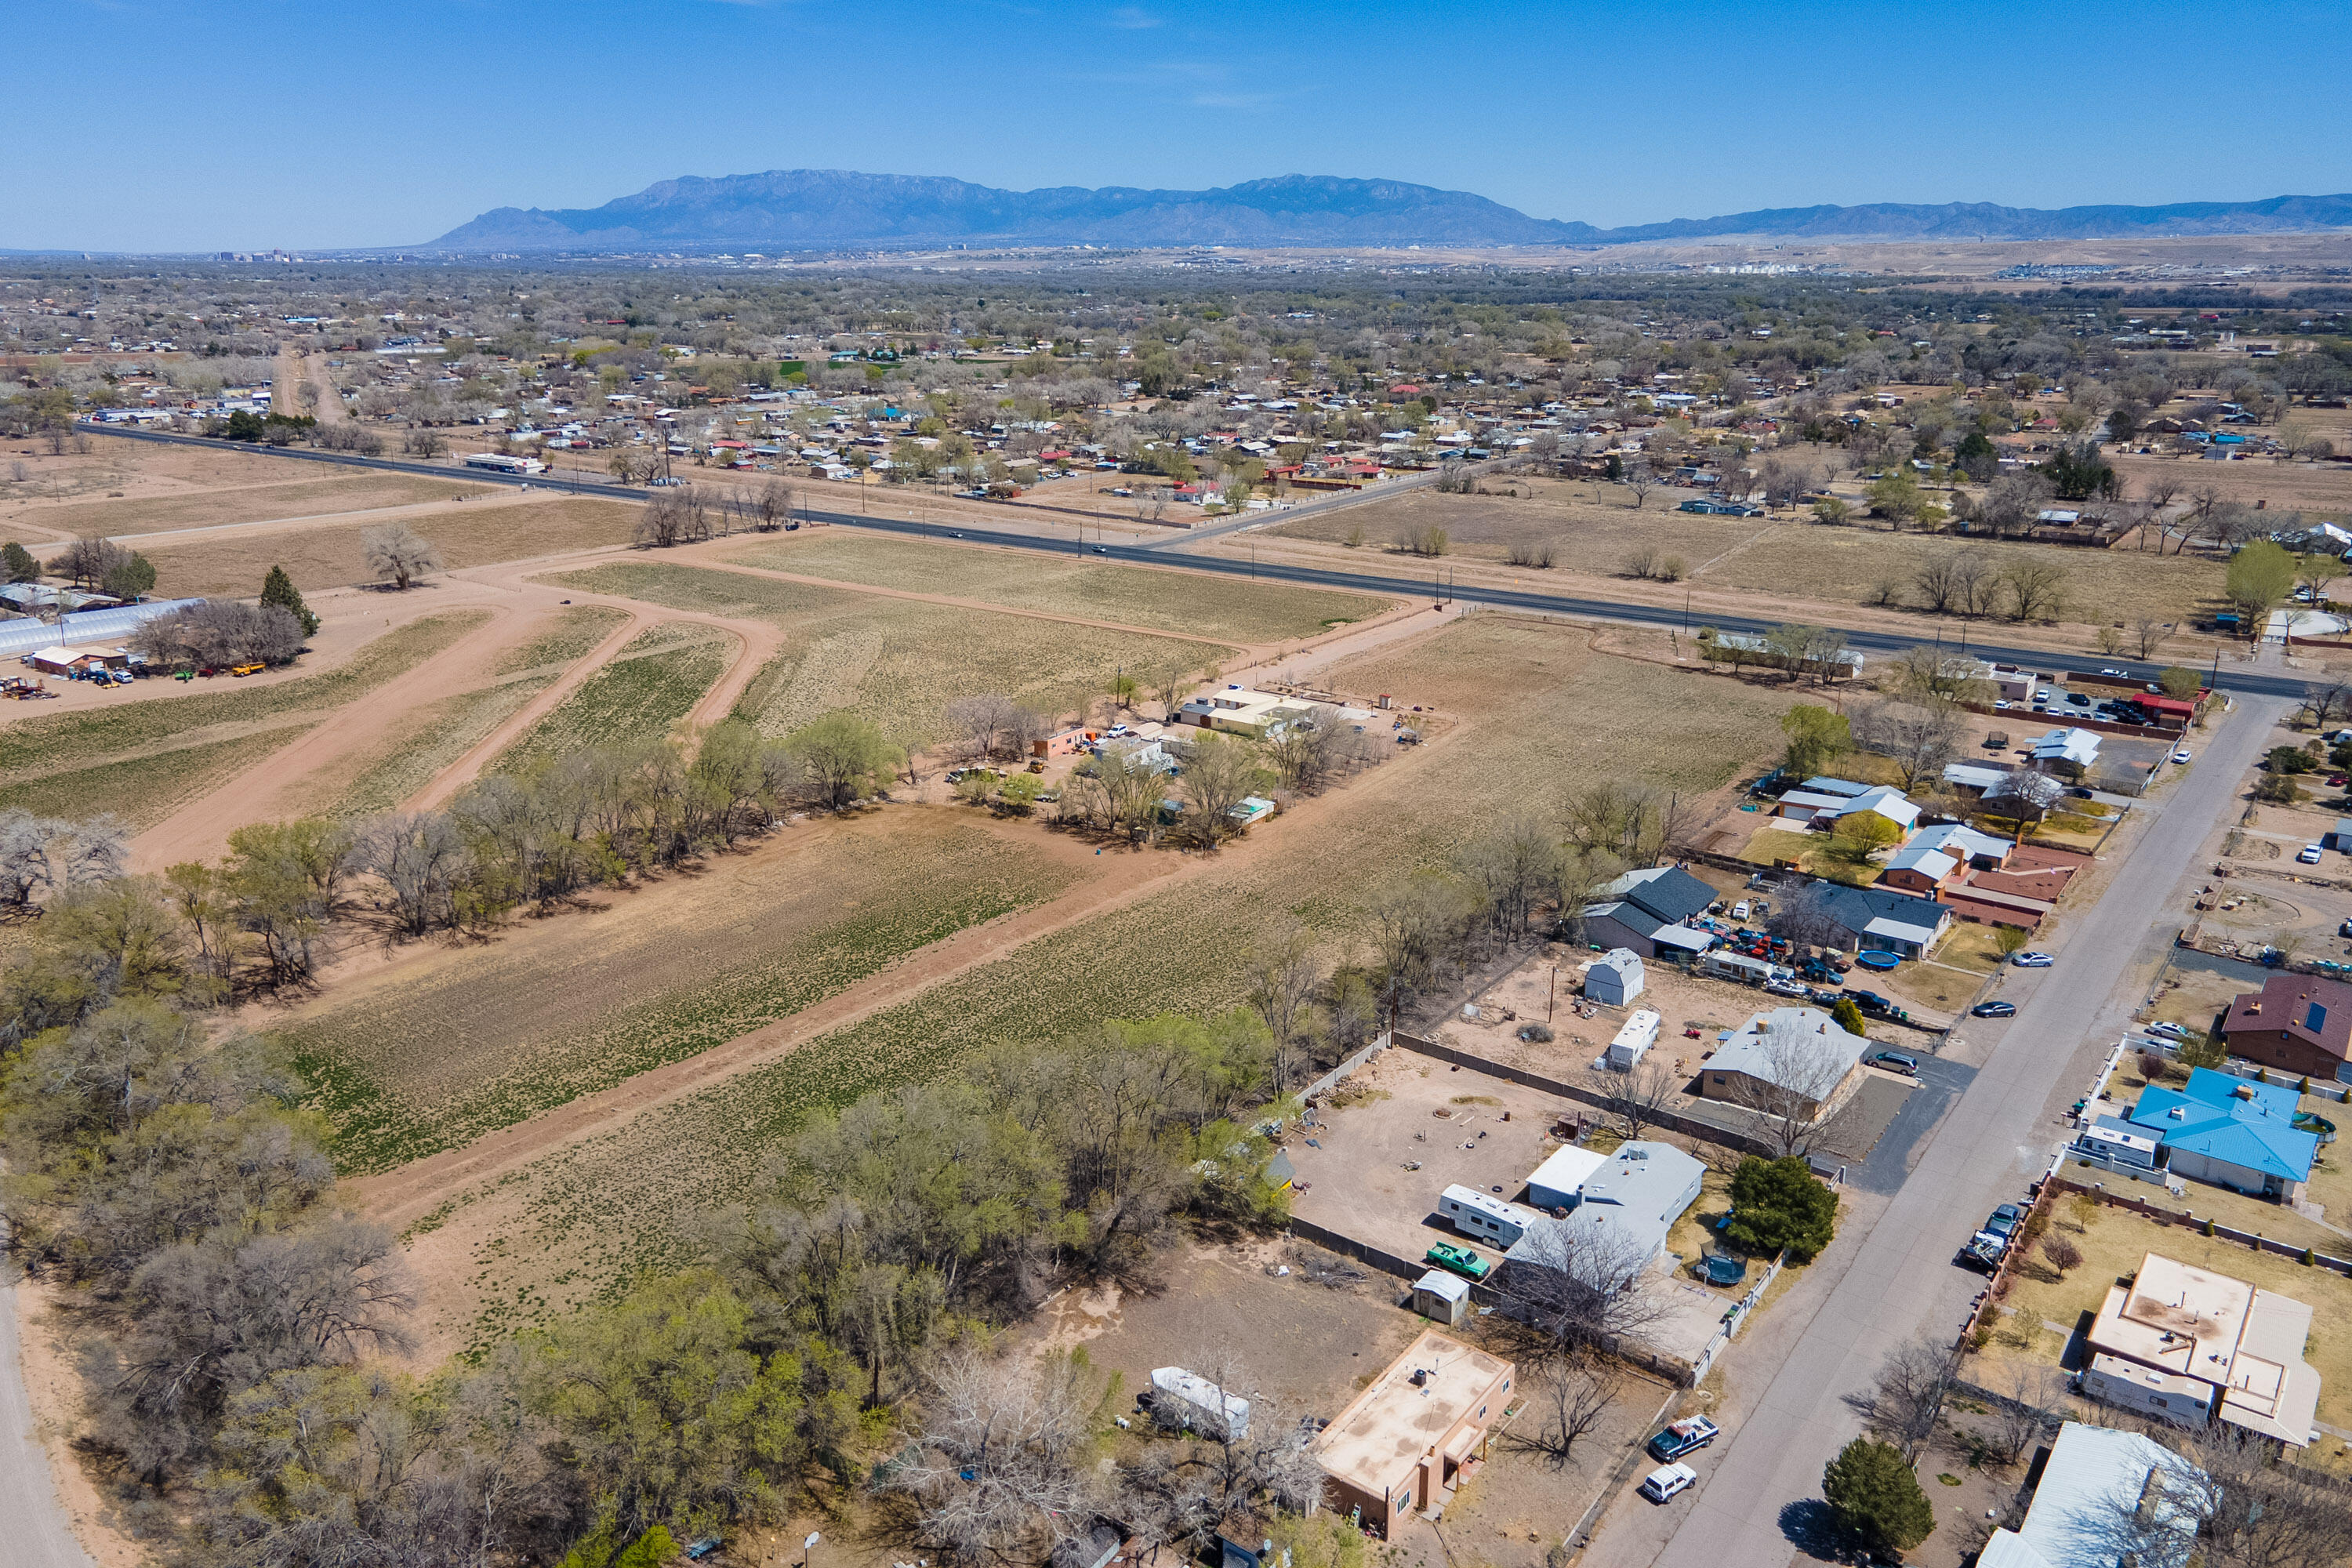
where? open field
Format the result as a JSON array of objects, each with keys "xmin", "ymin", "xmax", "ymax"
[
  {"xmin": 383, "ymin": 615, "xmax": 1805, "ymax": 1353},
  {"xmin": 284, "ymin": 813, "xmax": 1079, "ymax": 1174},
  {"xmin": 1274, "ymin": 477, "xmax": 2230, "ymax": 629},
  {"xmin": 331, "ymin": 674, "xmax": 565, "ymax": 818},
  {"xmin": 1972, "ymin": 1200, "xmax": 2352, "ymax": 1472},
  {"xmin": 492, "ymin": 604, "xmax": 634, "ymax": 676},
  {"xmin": 549, "ymin": 560, "xmax": 1237, "ymax": 750},
  {"xmin": 0, "ymin": 723, "xmax": 315, "ymax": 829},
  {"xmin": 490, "ymin": 619, "xmax": 736, "ymax": 771},
  {"xmin": 137, "ymin": 495, "xmax": 641, "ymax": 597},
  {"xmin": 724, "ymin": 531, "xmax": 1396, "ymax": 643},
  {"xmin": 18, "ymin": 473, "xmax": 485, "ymax": 539},
  {"xmin": 2112, "ymin": 453, "xmax": 2352, "ymax": 518},
  {"xmin": 0, "ymin": 612, "xmax": 487, "ymax": 826}
]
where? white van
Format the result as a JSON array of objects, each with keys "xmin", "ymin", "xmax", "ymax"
[
  {"xmin": 1639, "ymin": 1462, "xmax": 1698, "ymax": 1504},
  {"xmin": 1731, "ymin": 900, "xmax": 1751, "ymax": 921}
]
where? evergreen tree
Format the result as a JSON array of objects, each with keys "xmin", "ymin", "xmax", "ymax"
[
  {"xmin": 0, "ymin": 542, "xmax": 38, "ymax": 583},
  {"xmin": 260, "ymin": 564, "xmax": 319, "ymax": 638},
  {"xmin": 1823, "ymin": 1437, "xmax": 1934, "ymax": 1558}
]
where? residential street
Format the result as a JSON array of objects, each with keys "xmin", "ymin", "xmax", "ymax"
[
  {"xmin": 1577, "ymin": 691, "xmax": 2288, "ymax": 1568},
  {"xmin": 0, "ymin": 1240, "xmax": 95, "ymax": 1568}
]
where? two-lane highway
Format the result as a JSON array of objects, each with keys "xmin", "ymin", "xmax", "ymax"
[{"xmin": 73, "ymin": 424, "xmax": 2321, "ymax": 705}]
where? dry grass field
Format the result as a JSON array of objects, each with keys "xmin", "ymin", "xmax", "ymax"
[
  {"xmin": 1279, "ymin": 478, "xmax": 2228, "ymax": 629},
  {"xmin": 550, "ymin": 560, "xmax": 1238, "ymax": 750},
  {"xmin": 2112, "ymin": 453, "xmax": 2352, "ymax": 517},
  {"xmin": 724, "ymin": 532, "xmax": 1396, "ymax": 643},
  {"xmin": 138, "ymin": 496, "xmax": 641, "ymax": 597},
  {"xmin": 489, "ymin": 619, "xmax": 738, "ymax": 771},
  {"xmin": 390, "ymin": 615, "xmax": 1804, "ymax": 1353},
  {"xmin": 0, "ymin": 612, "xmax": 487, "ymax": 827},
  {"xmin": 284, "ymin": 813, "xmax": 1079, "ymax": 1175},
  {"xmin": 21, "ymin": 474, "xmax": 486, "ymax": 539}
]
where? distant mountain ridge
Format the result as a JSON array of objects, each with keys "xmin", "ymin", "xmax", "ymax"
[{"xmin": 424, "ymin": 169, "xmax": 2352, "ymax": 252}]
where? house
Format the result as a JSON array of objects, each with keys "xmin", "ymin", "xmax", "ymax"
[
  {"xmin": 2217, "ymin": 972, "xmax": 2352, "ymax": 1080},
  {"xmin": 1976, "ymin": 1422, "xmax": 2205, "ymax": 1568},
  {"xmin": 1032, "ymin": 725, "xmax": 1093, "ymax": 758},
  {"xmin": 1313, "ymin": 1330, "xmax": 1514, "ymax": 1537},
  {"xmin": 2079, "ymin": 1251, "xmax": 2321, "ymax": 1445},
  {"xmin": 1578, "ymin": 865, "xmax": 1719, "ymax": 959},
  {"xmin": 1584, "ymin": 948, "xmax": 1646, "ymax": 1005},
  {"xmin": 1676, "ymin": 497, "xmax": 1760, "ymax": 517},
  {"xmin": 1437, "ymin": 1184, "xmax": 1544, "ymax": 1247},
  {"xmin": 1778, "ymin": 782, "xmax": 1919, "ymax": 835},
  {"xmin": 1604, "ymin": 1008, "xmax": 1661, "ymax": 1069},
  {"xmin": 1697, "ymin": 1007, "xmax": 1869, "ymax": 1120},
  {"xmin": 2030, "ymin": 727, "xmax": 2102, "ymax": 771},
  {"xmin": 1524, "ymin": 1145, "xmax": 1609, "ymax": 1211},
  {"xmin": 1505, "ymin": 1141, "xmax": 1704, "ymax": 1270},
  {"xmin": 1809, "ymin": 882, "xmax": 1953, "ymax": 957},
  {"xmin": 1880, "ymin": 822, "xmax": 2013, "ymax": 895},
  {"xmin": 1941, "ymin": 760, "xmax": 2012, "ymax": 797},
  {"xmin": 2122, "ymin": 1068, "xmax": 2318, "ymax": 1203},
  {"xmin": 1175, "ymin": 685, "xmax": 1308, "ymax": 739}
]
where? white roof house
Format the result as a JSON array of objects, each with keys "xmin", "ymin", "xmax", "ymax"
[
  {"xmin": 1526, "ymin": 1145, "xmax": 1610, "ymax": 1210},
  {"xmin": 1977, "ymin": 1422, "xmax": 2204, "ymax": 1568},
  {"xmin": 2031, "ymin": 727, "xmax": 2102, "ymax": 768},
  {"xmin": 1835, "ymin": 784, "xmax": 1921, "ymax": 833},
  {"xmin": 1883, "ymin": 844, "xmax": 1957, "ymax": 883},
  {"xmin": 1908, "ymin": 821, "xmax": 2013, "ymax": 864},
  {"xmin": 1943, "ymin": 760, "xmax": 2011, "ymax": 793},
  {"xmin": 1507, "ymin": 1142, "xmax": 1704, "ymax": 1269},
  {"xmin": 1704, "ymin": 1007, "xmax": 1871, "ymax": 1103}
]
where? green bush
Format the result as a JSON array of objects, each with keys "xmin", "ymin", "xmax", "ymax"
[
  {"xmin": 1726, "ymin": 1156, "xmax": 1838, "ymax": 1261},
  {"xmin": 1824, "ymin": 1437, "xmax": 1935, "ymax": 1556}
]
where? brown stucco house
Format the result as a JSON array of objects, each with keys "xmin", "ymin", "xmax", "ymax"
[{"xmin": 2218, "ymin": 974, "xmax": 2352, "ymax": 1080}]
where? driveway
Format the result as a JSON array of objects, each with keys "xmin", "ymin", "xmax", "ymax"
[{"xmin": 1577, "ymin": 694, "xmax": 2284, "ymax": 1567}]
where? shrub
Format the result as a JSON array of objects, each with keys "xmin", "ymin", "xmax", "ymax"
[
  {"xmin": 1823, "ymin": 1437, "xmax": 1935, "ymax": 1556},
  {"xmin": 1831, "ymin": 997, "xmax": 1867, "ymax": 1036},
  {"xmin": 1726, "ymin": 1156, "xmax": 1838, "ymax": 1261},
  {"xmin": 2252, "ymin": 772, "xmax": 2304, "ymax": 804}
]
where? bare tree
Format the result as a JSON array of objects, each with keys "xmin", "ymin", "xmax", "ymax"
[
  {"xmin": 1495, "ymin": 1216, "xmax": 1668, "ymax": 1358},
  {"xmin": 1850, "ymin": 699, "xmax": 1965, "ymax": 789},
  {"xmin": 890, "ymin": 1350, "xmax": 1105, "ymax": 1566},
  {"xmin": 1562, "ymin": 781, "xmax": 1688, "ymax": 865},
  {"xmin": 350, "ymin": 811, "xmax": 470, "ymax": 938},
  {"xmin": 361, "ymin": 523, "xmax": 444, "ymax": 590},
  {"xmin": 1953, "ymin": 547, "xmax": 2002, "ymax": 617},
  {"xmin": 2080, "ymin": 1417, "xmax": 2352, "ymax": 1568},
  {"xmin": 1461, "ymin": 817, "xmax": 1563, "ymax": 941},
  {"xmin": 2004, "ymin": 557, "xmax": 2069, "ymax": 622},
  {"xmin": 1857, "ymin": 1338, "xmax": 1957, "ymax": 1461},
  {"xmin": 1987, "ymin": 1360, "xmax": 2066, "ymax": 1468},
  {"xmin": 2132, "ymin": 617, "xmax": 2173, "ymax": 659},
  {"xmin": 943, "ymin": 693, "xmax": 1019, "ymax": 762},
  {"xmin": 1175, "ymin": 735, "xmax": 1265, "ymax": 844},
  {"xmin": 1593, "ymin": 1055, "xmax": 1681, "ymax": 1143},
  {"xmin": 1119, "ymin": 1352, "xmax": 1323, "ymax": 1557},
  {"xmin": 1246, "ymin": 930, "xmax": 1322, "ymax": 1092},
  {"xmin": 1914, "ymin": 552, "xmax": 1962, "ymax": 613},
  {"xmin": 755, "ymin": 478, "xmax": 797, "ymax": 529},
  {"xmin": 1511, "ymin": 1356, "xmax": 1621, "ymax": 1465},
  {"xmin": 1624, "ymin": 463, "xmax": 1657, "ymax": 510}
]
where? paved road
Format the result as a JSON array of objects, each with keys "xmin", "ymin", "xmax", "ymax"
[
  {"xmin": 1585, "ymin": 691, "xmax": 2285, "ymax": 1567},
  {"xmin": 0, "ymin": 1234, "xmax": 95, "ymax": 1568},
  {"xmin": 74, "ymin": 424, "xmax": 2320, "ymax": 706}
]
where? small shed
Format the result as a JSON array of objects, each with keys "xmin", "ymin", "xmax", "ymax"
[
  {"xmin": 2327, "ymin": 818, "xmax": 2352, "ymax": 853},
  {"xmin": 1410, "ymin": 1269, "xmax": 1472, "ymax": 1327},
  {"xmin": 1584, "ymin": 947, "xmax": 1646, "ymax": 1005}
]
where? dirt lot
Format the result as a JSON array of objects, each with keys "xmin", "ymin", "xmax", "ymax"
[
  {"xmin": 1972, "ymin": 1200, "xmax": 2352, "ymax": 1473},
  {"xmin": 2112, "ymin": 452, "xmax": 2352, "ymax": 517}
]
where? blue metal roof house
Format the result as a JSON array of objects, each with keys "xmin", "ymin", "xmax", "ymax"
[{"xmin": 2126, "ymin": 1069, "xmax": 2318, "ymax": 1203}]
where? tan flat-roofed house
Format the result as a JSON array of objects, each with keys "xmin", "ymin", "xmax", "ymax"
[
  {"xmin": 2078, "ymin": 1251, "xmax": 2322, "ymax": 1445},
  {"xmin": 1312, "ymin": 1330, "xmax": 1513, "ymax": 1537}
]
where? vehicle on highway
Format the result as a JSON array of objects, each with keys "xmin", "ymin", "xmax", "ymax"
[
  {"xmin": 1646, "ymin": 1416, "xmax": 1720, "ymax": 1461},
  {"xmin": 1971, "ymin": 1000, "xmax": 2017, "ymax": 1018},
  {"xmin": 1093, "ymin": 545, "xmax": 1109, "ymax": 554},
  {"xmin": 2299, "ymin": 844, "xmax": 2325, "ymax": 865},
  {"xmin": 1867, "ymin": 1051, "xmax": 1919, "ymax": 1075},
  {"xmin": 1424, "ymin": 1243, "xmax": 1489, "ymax": 1282},
  {"xmin": 2012, "ymin": 951, "xmax": 2054, "ymax": 967},
  {"xmin": 2172, "ymin": 748, "xmax": 2193, "ymax": 764},
  {"xmin": 1638, "ymin": 1462, "xmax": 1699, "ymax": 1504},
  {"xmin": 2143, "ymin": 1020, "xmax": 2190, "ymax": 1042}
]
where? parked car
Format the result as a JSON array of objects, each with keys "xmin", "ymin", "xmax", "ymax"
[
  {"xmin": 1971, "ymin": 1000, "xmax": 2017, "ymax": 1018},
  {"xmin": 2172, "ymin": 748, "xmax": 2193, "ymax": 764},
  {"xmin": 2299, "ymin": 844, "xmax": 2325, "ymax": 865},
  {"xmin": 1732, "ymin": 900, "xmax": 1751, "ymax": 920},
  {"xmin": 1846, "ymin": 989, "xmax": 1893, "ymax": 1016},
  {"xmin": 1868, "ymin": 1051, "xmax": 1919, "ymax": 1075},
  {"xmin": 2012, "ymin": 951, "xmax": 2054, "ymax": 967},
  {"xmin": 1763, "ymin": 978, "xmax": 1810, "ymax": 999},
  {"xmin": 1638, "ymin": 1463, "xmax": 1699, "ymax": 1504},
  {"xmin": 1646, "ymin": 1417, "xmax": 1720, "ymax": 1461},
  {"xmin": 1984, "ymin": 1203, "xmax": 2024, "ymax": 1242},
  {"xmin": 1424, "ymin": 1243, "xmax": 1489, "ymax": 1282},
  {"xmin": 2143, "ymin": 1020, "xmax": 2190, "ymax": 1042}
]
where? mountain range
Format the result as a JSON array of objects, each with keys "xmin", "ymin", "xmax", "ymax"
[{"xmin": 424, "ymin": 170, "xmax": 2352, "ymax": 252}]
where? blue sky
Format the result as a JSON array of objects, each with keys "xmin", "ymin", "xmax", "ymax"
[{"xmin": 8, "ymin": 0, "xmax": 2349, "ymax": 251}]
